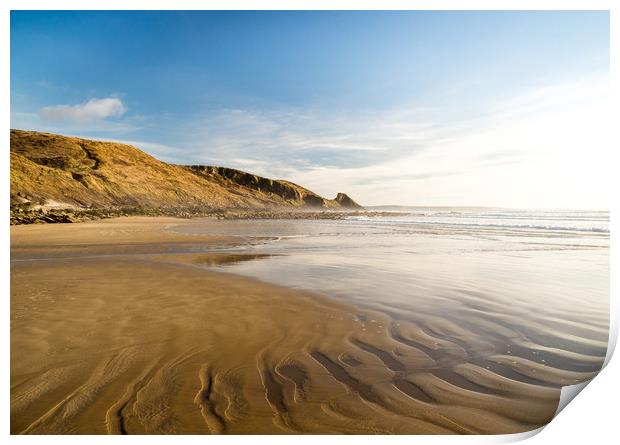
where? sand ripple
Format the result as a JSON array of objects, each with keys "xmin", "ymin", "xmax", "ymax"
[{"xmin": 10, "ymin": 218, "xmax": 607, "ymax": 434}]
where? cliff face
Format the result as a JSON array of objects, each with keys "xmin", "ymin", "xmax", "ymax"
[
  {"xmin": 10, "ymin": 130, "xmax": 363, "ymax": 211},
  {"xmin": 184, "ymin": 165, "xmax": 337, "ymax": 208}
]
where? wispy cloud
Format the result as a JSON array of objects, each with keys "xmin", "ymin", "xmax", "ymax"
[
  {"xmin": 39, "ymin": 97, "xmax": 127, "ymax": 122},
  {"xmin": 156, "ymin": 73, "xmax": 608, "ymax": 208},
  {"xmin": 168, "ymin": 106, "xmax": 445, "ymax": 174},
  {"xmin": 289, "ymin": 76, "xmax": 610, "ymax": 207}
]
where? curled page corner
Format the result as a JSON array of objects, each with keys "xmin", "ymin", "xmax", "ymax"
[
  {"xmin": 494, "ymin": 426, "xmax": 545, "ymax": 443},
  {"xmin": 537, "ymin": 287, "xmax": 619, "ymax": 432},
  {"xmin": 491, "ymin": 380, "xmax": 596, "ymax": 444},
  {"xmin": 603, "ymin": 304, "xmax": 618, "ymax": 369},
  {"xmin": 554, "ymin": 380, "xmax": 592, "ymax": 418},
  {"xmin": 492, "ymin": 375, "xmax": 604, "ymax": 444}
]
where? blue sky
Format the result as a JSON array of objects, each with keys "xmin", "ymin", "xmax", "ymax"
[{"xmin": 10, "ymin": 11, "xmax": 610, "ymax": 207}]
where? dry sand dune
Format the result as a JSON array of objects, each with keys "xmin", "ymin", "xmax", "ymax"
[{"xmin": 10, "ymin": 217, "xmax": 600, "ymax": 434}]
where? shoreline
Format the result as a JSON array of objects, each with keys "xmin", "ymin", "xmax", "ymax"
[
  {"xmin": 10, "ymin": 205, "xmax": 407, "ymax": 225},
  {"xmin": 11, "ymin": 217, "xmax": 564, "ymax": 434}
]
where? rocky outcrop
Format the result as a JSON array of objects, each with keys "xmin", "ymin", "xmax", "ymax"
[{"xmin": 334, "ymin": 192, "xmax": 362, "ymax": 209}]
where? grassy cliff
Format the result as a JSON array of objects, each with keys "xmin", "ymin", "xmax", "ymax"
[{"xmin": 10, "ymin": 129, "xmax": 362, "ymax": 216}]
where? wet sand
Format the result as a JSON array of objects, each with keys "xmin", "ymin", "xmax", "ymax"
[{"xmin": 10, "ymin": 217, "xmax": 585, "ymax": 434}]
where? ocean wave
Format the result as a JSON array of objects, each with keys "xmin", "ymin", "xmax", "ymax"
[{"xmin": 346, "ymin": 216, "xmax": 609, "ymax": 234}]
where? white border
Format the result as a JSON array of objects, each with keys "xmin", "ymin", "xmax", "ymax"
[
  {"xmin": 2, "ymin": 1, "xmax": 617, "ymax": 444},
  {"xmin": 0, "ymin": 0, "xmax": 615, "ymax": 11}
]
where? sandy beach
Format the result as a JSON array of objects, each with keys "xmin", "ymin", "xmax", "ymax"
[
  {"xmin": 11, "ymin": 216, "xmax": 601, "ymax": 434},
  {"xmin": 8, "ymin": 9, "xmax": 612, "ymax": 438}
]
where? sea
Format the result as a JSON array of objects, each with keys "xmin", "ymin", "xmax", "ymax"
[{"xmin": 175, "ymin": 208, "xmax": 610, "ymax": 375}]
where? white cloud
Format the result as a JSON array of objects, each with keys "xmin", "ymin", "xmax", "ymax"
[
  {"xmin": 12, "ymin": 98, "xmax": 141, "ymax": 134},
  {"xmin": 39, "ymin": 97, "xmax": 127, "ymax": 122}
]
